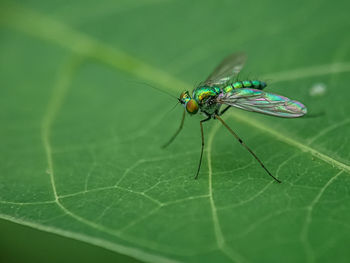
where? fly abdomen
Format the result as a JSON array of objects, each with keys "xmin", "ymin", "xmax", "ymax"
[
  {"xmin": 222, "ymin": 80, "xmax": 267, "ymax": 93},
  {"xmin": 223, "ymin": 80, "xmax": 267, "ymax": 93},
  {"xmin": 238, "ymin": 80, "xmax": 267, "ymax": 89}
]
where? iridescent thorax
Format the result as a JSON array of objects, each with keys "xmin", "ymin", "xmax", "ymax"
[{"xmin": 192, "ymin": 86, "xmax": 221, "ymax": 115}]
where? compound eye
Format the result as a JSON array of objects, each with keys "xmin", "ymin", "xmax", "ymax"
[{"xmin": 186, "ymin": 99, "xmax": 199, "ymax": 114}]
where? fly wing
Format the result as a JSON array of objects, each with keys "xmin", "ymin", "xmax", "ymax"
[
  {"xmin": 216, "ymin": 88, "xmax": 307, "ymax": 118},
  {"xmin": 203, "ymin": 53, "xmax": 246, "ymax": 86}
]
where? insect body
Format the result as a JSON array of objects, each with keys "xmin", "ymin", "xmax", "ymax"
[
  {"xmin": 164, "ymin": 53, "xmax": 307, "ymax": 183},
  {"xmin": 183, "ymin": 80, "xmax": 268, "ymax": 115}
]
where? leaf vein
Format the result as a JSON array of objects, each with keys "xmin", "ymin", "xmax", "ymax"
[
  {"xmin": 300, "ymin": 170, "xmax": 344, "ymax": 263},
  {"xmin": 207, "ymin": 121, "xmax": 247, "ymax": 263},
  {"xmin": 228, "ymin": 113, "xmax": 350, "ymax": 174}
]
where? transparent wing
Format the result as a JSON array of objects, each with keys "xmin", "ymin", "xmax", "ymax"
[
  {"xmin": 203, "ymin": 53, "xmax": 246, "ymax": 86},
  {"xmin": 216, "ymin": 88, "xmax": 307, "ymax": 118}
]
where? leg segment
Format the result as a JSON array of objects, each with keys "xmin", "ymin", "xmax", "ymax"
[
  {"xmin": 162, "ymin": 109, "xmax": 186, "ymax": 148},
  {"xmin": 219, "ymin": 105, "xmax": 231, "ymax": 116},
  {"xmin": 195, "ymin": 116, "xmax": 211, "ymax": 179},
  {"xmin": 215, "ymin": 115, "xmax": 281, "ymax": 183}
]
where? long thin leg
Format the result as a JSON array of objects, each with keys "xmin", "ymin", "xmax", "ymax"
[
  {"xmin": 162, "ymin": 109, "xmax": 186, "ymax": 148},
  {"xmin": 219, "ymin": 105, "xmax": 231, "ymax": 116},
  {"xmin": 195, "ymin": 116, "xmax": 211, "ymax": 179},
  {"xmin": 215, "ymin": 115, "xmax": 281, "ymax": 183}
]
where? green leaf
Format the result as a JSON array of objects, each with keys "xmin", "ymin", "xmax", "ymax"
[{"xmin": 1, "ymin": 1, "xmax": 350, "ymax": 262}]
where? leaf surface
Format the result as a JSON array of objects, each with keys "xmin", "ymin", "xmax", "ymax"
[{"xmin": 1, "ymin": 1, "xmax": 350, "ymax": 262}]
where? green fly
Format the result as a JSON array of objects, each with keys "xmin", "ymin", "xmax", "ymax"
[{"xmin": 163, "ymin": 53, "xmax": 307, "ymax": 183}]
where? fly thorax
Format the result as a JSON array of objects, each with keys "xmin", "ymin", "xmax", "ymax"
[
  {"xmin": 193, "ymin": 86, "xmax": 221, "ymax": 115},
  {"xmin": 193, "ymin": 86, "xmax": 220, "ymax": 103}
]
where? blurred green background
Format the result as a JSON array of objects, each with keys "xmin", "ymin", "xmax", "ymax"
[{"xmin": 1, "ymin": 0, "xmax": 350, "ymax": 263}]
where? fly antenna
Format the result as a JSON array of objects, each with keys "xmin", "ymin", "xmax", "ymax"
[
  {"xmin": 131, "ymin": 80, "xmax": 178, "ymax": 100},
  {"xmin": 163, "ymin": 101, "xmax": 181, "ymax": 118},
  {"xmin": 169, "ymin": 101, "xmax": 180, "ymax": 112}
]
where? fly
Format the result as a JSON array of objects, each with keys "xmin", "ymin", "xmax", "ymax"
[{"xmin": 163, "ymin": 53, "xmax": 307, "ymax": 183}]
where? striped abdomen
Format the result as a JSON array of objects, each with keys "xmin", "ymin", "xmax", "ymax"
[{"xmin": 223, "ymin": 80, "xmax": 267, "ymax": 93}]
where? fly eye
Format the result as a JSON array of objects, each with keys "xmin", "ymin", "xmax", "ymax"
[{"xmin": 186, "ymin": 99, "xmax": 199, "ymax": 114}]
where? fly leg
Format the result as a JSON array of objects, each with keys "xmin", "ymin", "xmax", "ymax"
[
  {"xmin": 162, "ymin": 109, "xmax": 186, "ymax": 148},
  {"xmin": 195, "ymin": 116, "xmax": 211, "ymax": 179},
  {"xmin": 218, "ymin": 106, "xmax": 231, "ymax": 116},
  {"xmin": 215, "ymin": 114, "xmax": 281, "ymax": 183}
]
